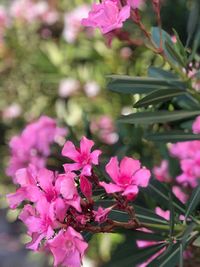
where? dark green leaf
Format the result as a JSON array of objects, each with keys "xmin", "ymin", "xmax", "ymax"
[
  {"xmin": 169, "ymin": 192, "xmax": 175, "ymax": 237},
  {"xmin": 107, "ymin": 75, "xmax": 184, "ymax": 94},
  {"xmin": 185, "ymin": 183, "xmax": 200, "ymax": 220},
  {"xmin": 148, "ymin": 67, "xmax": 178, "ymax": 79},
  {"xmin": 118, "ymin": 110, "xmax": 200, "ymax": 125},
  {"xmin": 134, "ymin": 88, "xmax": 186, "ymax": 108},
  {"xmin": 134, "ymin": 205, "xmax": 169, "ymax": 225},
  {"xmin": 145, "ymin": 132, "xmax": 200, "ymax": 142},
  {"xmin": 186, "ymin": 0, "xmax": 200, "ymax": 46},
  {"xmin": 165, "ymin": 41, "xmax": 186, "ymax": 67},
  {"xmin": 148, "ymin": 242, "xmax": 180, "ymax": 267},
  {"xmin": 144, "ymin": 180, "xmax": 185, "ymax": 215}
]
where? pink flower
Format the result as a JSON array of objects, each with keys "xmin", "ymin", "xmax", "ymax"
[
  {"xmin": 155, "ymin": 207, "xmax": 170, "ymax": 220},
  {"xmin": 93, "ymin": 206, "xmax": 112, "ymax": 223},
  {"xmin": 48, "ymin": 227, "xmax": 88, "ymax": 267},
  {"xmin": 58, "ymin": 78, "xmax": 80, "ymax": 98},
  {"xmin": 153, "ymin": 160, "xmax": 171, "ymax": 183},
  {"xmin": 62, "ymin": 136, "xmax": 102, "ymax": 176},
  {"xmin": 82, "ymin": 0, "xmax": 130, "ymax": 34},
  {"xmin": 63, "ymin": 5, "xmax": 90, "ymax": 43},
  {"xmin": 172, "ymin": 186, "xmax": 188, "ymax": 204},
  {"xmin": 90, "ymin": 115, "xmax": 119, "ymax": 145},
  {"xmin": 192, "ymin": 116, "xmax": 200, "ymax": 134},
  {"xmin": 56, "ymin": 173, "xmax": 82, "ymax": 212},
  {"xmin": 7, "ymin": 165, "xmax": 41, "ymax": 208},
  {"xmin": 100, "ymin": 156, "xmax": 151, "ymax": 200},
  {"xmin": 6, "ymin": 116, "xmax": 67, "ymax": 178},
  {"xmin": 19, "ymin": 198, "xmax": 56, "ymax": 251}
]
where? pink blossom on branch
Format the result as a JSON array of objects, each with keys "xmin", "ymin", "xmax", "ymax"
[
  {"xmin": 100, "ymin": 156, "xmax": 151, "ymax": 200},
  {"xmin": 62, "ymin": 136, "xmax": 102, "ymax": 176},
  {"xmin": 82, "ymin": 0, "xmax": 130, "ymax": 34}
]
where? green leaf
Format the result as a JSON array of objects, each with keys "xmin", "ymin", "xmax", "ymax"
[
  {"xmin": 121, "ymin": 229, "xmax": 165, "ymax": 242},
  {"xmin": 144, "ymin": 180, "xmax": 185, "ymax": 215},
  {"xmin": 107, "ymin": 75, "xmax": 184, "ymax": 94},
  {"xmin": 185, "ymin": 183, "xmax": 200, "ymax": 220},
  {"xmin": 83, "ymin": 232, "xmax": 93, "ymax": 242},
  {"xmin": 145, "ymin": 132, "xmax": 200, "ymax": 142},
  {"xmin": 165, "ymin": 41, "xmax": 186, "ymax": 67},
  {"xmin": 134, "ymin": 88, "xmax": 186, "ymax": 108},
  {"xmin": 186, "ymin": 0, "xmax": 200, "ymax": 46},
  {"xmin": 118, "ymin": 110, "xmax": 200, "ymax": 125},
  {"xmin": 169, "ymin": 192, "xmax": 175, "ymax": 237},
  {"xmin": 104, "ymin": 243, "xmax": 166, "ymax": 267},
  {"xmin": 148, "ymin": 67, "xmax": 178, "ymax": 80},
  {"xmin": 134, "ymin": 205, "xmax": 169, "ymax": 225},
  {"xmin": 151, "ymin": 27, "xmax": 177, "ymax": 64},
  {"xmin": 148, "ymin": 242, "xmax": 180, "ymax": 267}
]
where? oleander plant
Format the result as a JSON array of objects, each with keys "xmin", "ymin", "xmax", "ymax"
[{"xmin": 2, "ymin": 0, "xmax": 200, "ymax": 267}]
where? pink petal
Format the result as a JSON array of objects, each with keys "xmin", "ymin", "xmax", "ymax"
[
  {"xmin": 81, "ymin": 164, "xmax": 92, "ymax": 176},
  {"xmin": 90, "ymin": 149, "xmax": 102, "ymax": 165},
  {"xmin": 133, "ymin": 168, "xmax": 151, "ymax": 187},
  {"xmin": 120, "ymin": 157, "xmax": 141, "ymax": 177},
  {"xmin": 80, "ymin": 136, "xmax": 94, "ymax": 155},
  {"xmin": 62, "ymin": 141, "xmax": 80, "ymax": 161},
  {"xmin": 122, "ymin": 185, "xmax": 139, "ymax": 200},
  {"xmin": 37, "ymin": 168, "xmax": 54, "ymax": 192},
  {"xmin": 63, "ymin": 162, "xmax": 81, "ymax": 172},
  {"xmin": 105, "ymin": 157, "xmax": 119, "ymax": 182},
  {"xmin": 99, "ymin": 181, "xmax": 122, "ymax": 193},
  {"xmin": 80, "ymin": 176, "xmax": 92, "ymax": 198}
]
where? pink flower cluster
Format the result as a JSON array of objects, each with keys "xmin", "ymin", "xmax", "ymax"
[
  {"xmin": 10, "ymin": 0, "xmax": 58, "ymax": 25},
  {"xmin": 82, "ymin": 0, "xmax": 144, "ymax": 34},
  {"xmin": 6, "ymin": 116, "xmax": 67, "ymax": 178},
  {"xmin": 7, "ymin": 135, "xmax": 151, "ymax": 266},
  {"xmin": 169, "ymin": 116, "xmax": 200, "ymax": 187}
]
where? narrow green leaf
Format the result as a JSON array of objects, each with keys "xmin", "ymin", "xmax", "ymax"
[
  {"xmin": 134, "ymin": 88, "xmax": 186, "ymax": 108},
  {"xmin": 145, "ymin": 132, "xmax": 200, "ymax": 142},
  {"xmin": 186, "ymin": 0, "xmax": 200, "ymax": 46},
  {"xmin": 185, "ymin": 183, "xmax": 200, "ymax": 220},
  {"xmin": 143, "ymin": 180, "xmax": 186, "ymax": 215},
  {"xmin": 107, "ymin": 75, "xmax": 184, "ymax": 94},
  {"xmin": 148, "ymin": 242, "xmax": 180, "ymax": 267},
  {"xmin": 165, "ymin": 41, "xmax": 186, "ymax": 67},
  {"xmin": 169, "ymin": 192, "xmax": 175, "ymax": 237},
  {"xmin": 118, "ymin": 110, "xmax": 200, "ymax": 125},
  {"xmin": 134, "ymin": 205, "xmax": 169, "ymax": 225},
  {"xmin": 148, "ymin": 67, "xmax": 178, "ymax": 80}
]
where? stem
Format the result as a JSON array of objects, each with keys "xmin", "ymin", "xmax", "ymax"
[{"xmin": 142, "ymin": 223, "xmax": 185, "ymax": 233}]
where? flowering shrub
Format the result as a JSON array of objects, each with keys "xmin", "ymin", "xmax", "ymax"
[
  {"xmin": 7, "ymin": 136, "xmax": 151, "ymax": 266},
  {"xmin": 4, "ymin": 0, "xmax": 200, "ymax": 267}
]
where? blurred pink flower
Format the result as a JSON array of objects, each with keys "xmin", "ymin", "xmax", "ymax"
[
  {"xmin": 7, "ymin": 116, "xmax": 67, "ymax": 177},
  {"xmin": 2, "ymin": 103, "xmax": 21, "ymax": 120},
  {"xmin": 63, "ymin": 5, "xmax": 90, "ymax": 43},
  {"xmin": 90, "ymin": 115, "xmax": 119, "ymax": 145},
  {"xmin": 58, "ymin": 78, "xmax": 80, "ymax": 98},
  {"xmin": 172, "ymin": 186, "xmax": 188, "ymax": 204},
  {"xmin": 62, "ymin": 136, "xmax": 102, "ymax": 177},
  {"xmin": 100, "ymin": 156, "xmax": 151, "ymax": 200},
  {"xmin": 153, "ymin": 160, "xmax": 171, "ymax": 183},
  {"xmin": 82, "ymin": 0, "xmax": 130, "ymax": 34},
  {"xmin": 84, "ymin": 81, "xmax": 100, "ymax": 97},
  {"xmin": 192, "ymin": 116, "xmax": 200, "ymax": 134}
]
